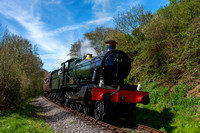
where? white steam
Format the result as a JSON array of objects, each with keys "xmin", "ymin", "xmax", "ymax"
[{"xmin": 80, "ymin": 38, "xmax": 97, "ymax": 57}]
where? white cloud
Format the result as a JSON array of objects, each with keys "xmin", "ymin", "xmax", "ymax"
[
  {"xmin": 40, "ymin": 52, "xmax": 70, "ymax": 70},
  {"xmin": 0, "ymin": 0, "xmax": 59, "ymax": 52},
  {"xmin": 86, "ymin": 0, "xmax": 110, "ymax": 9},
  {"xmin": 47, "ymin": 17, "xmax": 113, "ymax": 36},
  {"xmin": 0, "ymin": 0, "xmax": 69, "ymax": 71},
  {"xmin": 85, "ymin": 17, "xmax": 113, "ymax": 25},
  {"xmin": 46, "ymin": 24, "xmax": 83, "ymax": 37},
  {"xmin": 0, "ymin": 0, "xmax": 114, "ymax": 71},
  {"xmin": 85, "ymin": 0, "xmax": 111, "ymax": 19}
]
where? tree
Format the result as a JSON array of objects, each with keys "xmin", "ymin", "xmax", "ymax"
[
  {"xmin": 114, "ymin": 5, "xmax": 152, "ymax": 35},
  {"xmin": 69, "ymin": 40, "xmax": 82, "ymax": 58},
  {"xmin": 0, "ymin": 27, "xmax": 45, "ymax": 110},
  {"xmin": 84, "ymin": 26, "xmax": 114, "ymax": 55}
]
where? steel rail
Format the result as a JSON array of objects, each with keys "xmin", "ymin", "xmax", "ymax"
[{"xmin": 43, "ymin": 96, "xmax": 166, "ymax": 133}]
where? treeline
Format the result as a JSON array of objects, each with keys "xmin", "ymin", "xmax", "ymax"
[
  {"xmin": 70, "ymin": 0, "xmax": 200, "ymax": 85},
  {"xmin": 0, "ymin": 28, "xmax": 46, "ymax": 110}
]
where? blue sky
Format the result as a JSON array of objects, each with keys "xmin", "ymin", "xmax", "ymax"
[{"xmin": 0, "ymin": 0, "xmax": 169, "ymax": 72}]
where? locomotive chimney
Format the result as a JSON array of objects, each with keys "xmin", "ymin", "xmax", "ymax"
[{"xmin": 105, "ymin": 40, "xmax": 117, "ymax": 52}]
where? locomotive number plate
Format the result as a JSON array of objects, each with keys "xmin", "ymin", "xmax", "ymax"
[{"xmin": 113, "ymin": 58, "xmax": 123, "ymax": 63}]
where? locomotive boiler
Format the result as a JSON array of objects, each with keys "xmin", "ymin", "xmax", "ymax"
[{"xmin": 43, "ymin": 40, "xmax": 150, "ymax": 123}]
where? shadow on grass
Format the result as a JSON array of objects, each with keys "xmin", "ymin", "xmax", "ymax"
[
  {"xmin": 0, "ymin": 101, "xmax": 53, "ymax": 133},
  {"xmin": 135, "ymin": 107, "xmax": 175, "ymax": 133},
  {"xmin": 0, "ymin": 97, "xmax": 56, "ymax": 120},
  {"xmin": 1, "ymin": 100, "xmax": 51, "ymax": 121}
]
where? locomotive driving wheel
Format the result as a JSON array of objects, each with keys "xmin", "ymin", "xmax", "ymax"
[
  {"xmin": 76, "ymin": 103, "xmax": 82, "ymax": 112},
  {"xmin": 94, "ymin": 101, "xmax": 109, "ymax": 121},
  {"xmin": 65, "ymin": 98, "xmax": 69, "ymax": 107},
  {"xmin": 94, "ymin": 101, "xmax": 102, "ymax": 120},
  {"xmin": 55, "ymin": 92, "xmax": 59, "ymax": 103},
  {"xmin": 83, "ymin": 106, "xmax": 89, "ymax": 114},
  {"xmin": 69, "ymin": 99, "xmax": 76, "ymax": 109},
  {"xmin": 53, "ymin": 92, "xmax": 56, "ymax": 102},
  {"xmin": 65, "ymin": 92, "xmax": 70, "ymax": 107},
  {"xmin": 94, "ymin": 101, "xmax": 108, "ymax": 121}
]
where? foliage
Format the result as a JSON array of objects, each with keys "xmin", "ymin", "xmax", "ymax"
[
  {"xmin": 84, "ymin": 26, "xmax": 114, "ymax": 55},
  {"xmin": 69, "ymin": 26, "xmax": 114, "ymax": 58},
  {"xmin": 68, "ymin": 2, "xmax": 200, "ymax": 132},
  {"xmin": 68, "ymin": 39, "xmax": 82, "ymax": 58},
  {"xmin": 113, "ymin": 2, "xmax": 200, "ymax": 132},
  {"xmin": 68, "ymin": 1, "xmax": 200, "ymax": 132},
  {"xmin": 112, "ymin": 0, "xmax": 200, "ymax": 84},
  {"xmin": 0, "ymin": 28, "xmax": 45, "ymax": 110},
  {"xmin": 136, "ymin": 82, "xmax": 200, "ymax": 133},
  {"xmin": 105, "ymin": 28, "xmax": 140, "ymax": 61},
  {"xmin": 0, "ymin": 100, "xmax": 53, "ymax": 133},
  {"xmin": 68, "ymin": 1, "xmax": 200, "ymax": 84},
  {"xmin": 114, "ymin": 5, "xmax": 152, "ymax": 35}
]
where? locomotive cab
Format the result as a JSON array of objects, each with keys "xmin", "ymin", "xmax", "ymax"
[{"xmin": 60, "ymin": 58, "xmax": 81, "ymax": 86}]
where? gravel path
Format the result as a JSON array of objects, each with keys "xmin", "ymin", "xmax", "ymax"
[{"xmin": 30, "ymin": 96, "xmax": 111, "ymax": 133}]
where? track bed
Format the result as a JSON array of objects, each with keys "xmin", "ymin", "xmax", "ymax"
[{"xmin": 31, "ymin": 96, "xmax": 165, "ymax": 133}]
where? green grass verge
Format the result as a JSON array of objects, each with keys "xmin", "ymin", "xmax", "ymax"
[
  {"xmin": 135, "ymin": 81, "xmax": 200, "ymax": 133},
  {"xmin": 0, "ymin": 99, "xmax": 53, "ymax": 133}
]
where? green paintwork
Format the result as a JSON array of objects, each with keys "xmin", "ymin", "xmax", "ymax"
[
  {"xmin": 75, "ymin": 60, "xmax": 92, "ymax": 80},
  {"xmin": 51, "ymin": 58, "xmax": 94, "ymax": 90},
  {"xmin": 51, "ymin": 71, "xmax": 59, "ymax": 89},
  {"xmin": 59, "ymin": 63, "xmax": 64, "ymax": 88}
]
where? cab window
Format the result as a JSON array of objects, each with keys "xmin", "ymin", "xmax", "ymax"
[
  {"xmin": 69, "ymin": 62, "xmax": 74, "ymax": 70},
  {"xmin": 65, "ymin": 62, "xmax": 68, "ymax": 69}
]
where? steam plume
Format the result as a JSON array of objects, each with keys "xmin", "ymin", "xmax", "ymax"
[{"xmin": 80, "ymin": 38, "xmax": 97, "ymax": 57}]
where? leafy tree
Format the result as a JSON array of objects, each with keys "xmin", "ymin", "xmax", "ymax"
[
  {"xmin": 68, "ymin": 1, "xmax": 200, "ymax": 85},
  {"xmin": 114, "ymin": 5, "xmax": 152, "ymax": 35},
  {"xmin": 111, "ymin": 5, "xmax": 153, "ymax": 61},
  {"xmin": 69, "ymin": 26, "xmax": 114, "ymax": 57},
  {"xmin": 132, "ymin": 0, "xmax": 200, "ymax": 83},
  {"xmin": 110, "ymin": 1, "xmax": 200, "ymax": 84},
  {"xmin": 84, "ymin": 26, "xmax": 114, "ymax": 55},
  {"xmin": 104, "ymin": 28, "xmax": 138, "ymax": 60},
  {"xmin": 69, "ymin": 40, "xmax": 81, "ymax": 58},
  {"xmin": 0, "ymin": 27, "xmax": 45, "ymax": 110}
]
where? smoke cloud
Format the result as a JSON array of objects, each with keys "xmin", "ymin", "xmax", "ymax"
[{"xmin": 80, "ymin": 38, "xmax": 97, "ymax": 57}]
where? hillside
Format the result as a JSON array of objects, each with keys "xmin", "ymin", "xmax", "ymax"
[
  {"xmin": 68, "ymin": 1, "xmax": 200, "ymax": 132},
  {"xmin": 115, "ymin": 0, "xmax": 200, "ymax": 85}
]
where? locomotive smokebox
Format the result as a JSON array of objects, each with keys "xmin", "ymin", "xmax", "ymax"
[{"xmin": 105, "ymin": 40, "xmax": 117, "ymax": 52}]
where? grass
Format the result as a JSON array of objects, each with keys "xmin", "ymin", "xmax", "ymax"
[
  {"xmin": 0, "ymin": 99, "xmax": 53, "ymax": 133},
  {"xmin": 1, "ymin": 82, "xmax": 199, "ymax": 133},
  {"xmin": 135, "ymin": 81, "xmax": 200, "ymax": 133}
]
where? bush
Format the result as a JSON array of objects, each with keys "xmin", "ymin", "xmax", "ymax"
[
  {"xmin": 137, "ymin": 82, "xmax": 200, "ymax": 132},
  {"xmin": 127, "ymin": 0, "xmax": 200, "ymax": 84},
  {"xmin": 0, "ymin": 28, "xmax": 45, "ymax": 110}
]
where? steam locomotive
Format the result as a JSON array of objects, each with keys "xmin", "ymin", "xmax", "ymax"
[{"xmin": 43, "ymin": 40, "xmax": 150, "ymax": 123}]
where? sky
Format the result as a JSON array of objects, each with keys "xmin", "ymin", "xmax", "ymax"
[{"xmin": 0, "ymin": 0, "xmax": 169, "ymax": 72}]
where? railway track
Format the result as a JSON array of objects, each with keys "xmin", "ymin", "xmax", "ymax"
[{"xmin": 43, "ymin": 96, "xmax": 166, "ymax": 133}]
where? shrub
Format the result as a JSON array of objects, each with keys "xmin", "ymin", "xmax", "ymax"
[{"xmin": 0, "ymin": 28, "xmax": 45, "ymax": 110}]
